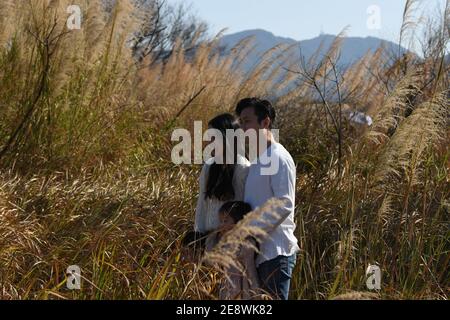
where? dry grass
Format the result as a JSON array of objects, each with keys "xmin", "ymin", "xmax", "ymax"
[{"xmin": 0, "ymin": 0, "xmax": 448, "ymax": 300}]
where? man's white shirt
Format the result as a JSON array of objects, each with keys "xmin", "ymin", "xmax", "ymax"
[{"xmin": 244, "ymin": 142, "xmax": 300, "ymax": 267}]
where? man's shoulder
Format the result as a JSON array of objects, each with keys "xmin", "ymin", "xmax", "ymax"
[{"xmin": 272, "ymin": 143, "xmax": 295, "ymax": 166}]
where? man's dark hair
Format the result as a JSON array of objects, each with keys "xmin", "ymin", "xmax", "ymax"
[
  {"xmin": 235, "ymin": 98, "xmax": 276, "ymax": 129},
  {"xmin": 219, "ymin": 201, "xmax": 252, "ymax": 224}
]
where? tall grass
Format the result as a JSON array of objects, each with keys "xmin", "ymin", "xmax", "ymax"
[{"xmin": 0, "ymin": 0, "xmax": 448, "ymax": 299}]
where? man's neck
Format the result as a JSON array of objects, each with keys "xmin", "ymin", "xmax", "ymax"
[{"xmin": 258, "ymin": 132, "xmax": 275, "ymax": 157}]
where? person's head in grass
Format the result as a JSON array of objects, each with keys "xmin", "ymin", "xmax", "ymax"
[
  {"xmin": 181, "ymin": 231, "xmax": 206, "ymax": 262},
  {"xmin": 218, "ymin": 201, "xmax": 252, "ymax": 236}
]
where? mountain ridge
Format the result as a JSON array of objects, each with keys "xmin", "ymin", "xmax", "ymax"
[{"xmin": 218, "ymin": 29, "xmax": 408, "ymax": 72}]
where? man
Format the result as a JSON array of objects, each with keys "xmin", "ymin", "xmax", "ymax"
[{"xmin": 236, "ymin": 97, "xmax": 299, "ymax": 300}]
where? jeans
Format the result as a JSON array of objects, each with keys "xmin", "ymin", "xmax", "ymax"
[{"xmin": 257, "ymin": 253, "xmax": 297, "ymax": 300}]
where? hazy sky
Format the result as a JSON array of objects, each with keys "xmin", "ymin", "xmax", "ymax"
[{"xmin": 167, "ymin": 0, "xmax": 446, "ymax": 44}]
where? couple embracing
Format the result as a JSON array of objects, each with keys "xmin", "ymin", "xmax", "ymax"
[{"xmin": 193, "ymin": 98, "xmax": 299, "ymax": 300}]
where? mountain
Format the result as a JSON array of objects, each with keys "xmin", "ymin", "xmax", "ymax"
[
  {"xmin": 218, "ymin": 29, "xmax": 298, "ymax": 53},
  {"xmin": 218, "ymin": 29, "xmax": 407, "ymax": 73}
]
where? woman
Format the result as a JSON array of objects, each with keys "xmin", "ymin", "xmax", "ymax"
[{"xmin": 194, "ymin": 113, "xmax": 250, "ymax": 251}]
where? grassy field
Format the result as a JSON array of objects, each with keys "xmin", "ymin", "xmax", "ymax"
[{"xmin": 0, "ymin": 0, "xmax": 448, "ymax": 299}]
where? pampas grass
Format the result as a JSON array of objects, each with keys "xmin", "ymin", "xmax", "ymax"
[{"xmin": 0, "ymin": 0, "xmax": 448, "ymax": 300}]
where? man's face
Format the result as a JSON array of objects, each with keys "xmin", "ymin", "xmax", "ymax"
[{"xmin": 239, "ymin": 107, "xmax": 263, "ymax": 133}]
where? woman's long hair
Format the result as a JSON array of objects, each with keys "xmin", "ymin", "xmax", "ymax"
[{"xmin": 205, "ymin": 113, "xmax": 240, "ymax": 201}]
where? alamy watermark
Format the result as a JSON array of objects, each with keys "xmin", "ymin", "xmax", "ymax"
[
  {"xmin": 66, "ymin": 5, "xmax": 82, "ymax": 30},
  {"xmin": 171, "ymin": 123, "xmax": 280, "ymax": 176},
  {"xmin": 367, "ymin": 5, "xmax": 382, "ymax": 30},
  {"xmin": 66, "ymin": 265, "xmax": 81, "ymax": 290},
  {"xmin": 366, "ymin": 265, "xmax": 381, "ymax": 290}
]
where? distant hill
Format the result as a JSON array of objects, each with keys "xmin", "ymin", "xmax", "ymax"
[{"xmin": 218, "ymin": 29, "xmax": 408, "ymax": 73}]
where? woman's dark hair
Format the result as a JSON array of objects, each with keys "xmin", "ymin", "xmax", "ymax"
[
  {"xmin": 235, "ymin": 97, "xmax": 276, "ymax": 129},
  {"xmin": 219, "ymin": 201, "xmax": 252, "ymax": 224},
  {"xmin": 205, "ymin": 113, "xmax": 240, "ymax": 201}
]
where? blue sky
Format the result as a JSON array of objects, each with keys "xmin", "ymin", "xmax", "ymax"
[{"xmin": 167, "ymin": 0, "xmax": 446, "ymax": 44}]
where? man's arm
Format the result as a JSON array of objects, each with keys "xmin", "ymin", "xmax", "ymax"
[{"xmin": 252, "ymin": 157, "xmax": 296, "ymax": 235}]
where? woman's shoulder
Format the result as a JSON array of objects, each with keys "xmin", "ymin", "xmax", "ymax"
[
  {"xmin": 200, "ymin": 158, "xmax": 215, "ymax": 175},
  {"xmin": 205, "ymin": 157, "xmax": 215, "ymax": 166},
  {"xmin": 199, "ymin": 160, "xmax": 213, "ymax": 185},
  {"xmin": 236, "ymin": 155, "xmax": 251, "ymax": 169}
]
